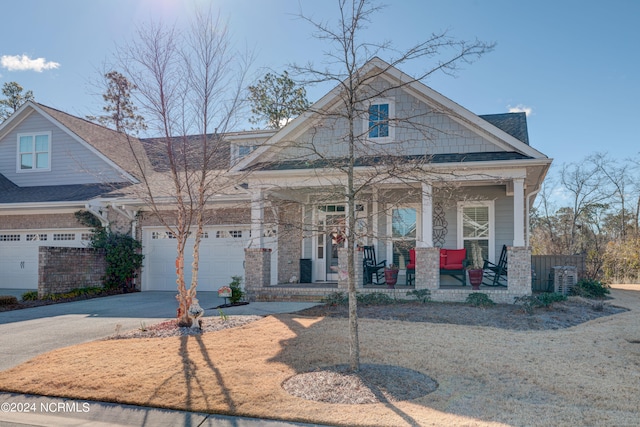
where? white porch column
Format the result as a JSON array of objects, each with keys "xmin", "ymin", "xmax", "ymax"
[
  {"xmin": 251, "ymin": 189, "xmax": 265, "ymax": 248},
  {"xmin": 513, "ymin": 178, "xmax": 525, "ymax": 247},
  {"xmin": 344, "ymin": 190, "xmax": 350, "ymax": 246},
  {"xmin": 372, "ymin": 188, "xmax": 379, "ymax": 247},
  {"xmin": 418, "ymin": 182, "xmax": 433, "ymax": 247}
]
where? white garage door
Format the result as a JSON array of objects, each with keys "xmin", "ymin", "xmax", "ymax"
[
  {"xmin": 0, "ymin": 229, "xmax": 91, "ymax": 289},
  {"xmin": 142, "ymin": 226, "xmax": 277, "ymax": 292}
]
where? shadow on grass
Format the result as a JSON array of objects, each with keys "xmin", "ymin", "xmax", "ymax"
[
  {"xmin": 270, "ymin": 314, "xmax": 433, "ymax": 426},
  {"xmin": 144, "ymin": 333, "xmax": 236, "ymax": 424}
]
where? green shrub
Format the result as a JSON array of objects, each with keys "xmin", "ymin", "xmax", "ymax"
[
  {"xmin": 406, "ymin": 289, "xmax": 431, "ymax": 303},
  {"xmin": 21, "ymin": 291, "xmax": 39, "ymax": 301},
  {"xmin": 41, "ymin": 286, "xmax": 105, "ymax": 301},
  {"xmin": 570, "ymin": 279, "xmax": 610, "ymax": 298},
  {"xmin": 466, "ymin": 293, "xmax": 495, "ymax": 307},
  {"xmin": 357, "ymin": 292, "xmax": 395, "ymax": 306},
  {"xmin": 514, "ymin": 292, "xmax": 567, "ymax": 314},
  {"xmin": 321, "ymin": 291, "xmax": 396, "ymax": 306},
  {"xmin": 537, "ymin": 292, "xmax": 567, "ymax": 306},
  {"xmin": 75, "ymin": 211, "xmax": 144, "ymax": 290},
  {"xmin": 322, "ymin": 292, "xmax": 348, "ymax": 306},
  {"xmin": 228, "ymin": 276, "xmax": 245, "ymax": 304},
  {"xmin": 0, "ymin": 295, "xmax": 18, "ymax": 306},
  {"xmin": 94, "ymin": 232, "xmax": 144, "ymax": 290}
]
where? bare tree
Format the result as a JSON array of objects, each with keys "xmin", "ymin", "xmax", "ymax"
[
  {"xmin": 560, "ymin": 156, "xmax": 615, "ymax": 254},
  {"xmin": 115, "ymin": 9, "xmax": 251, "ymax": 326},
  {"xmin": 291, "ymin": 0, "xmax": 494, "ymax": 371},
  {"xmin": 592, "ymin": 152, "xmax": 633, "ymax": 241}
]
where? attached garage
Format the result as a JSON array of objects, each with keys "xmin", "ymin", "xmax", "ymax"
[
  {"xmin": 0, "ymin": 229, "xmax": 91, "ymax": 289},
  {"xmin": 142, "ymin": 226, "xmax": 277, "ymax": 291}
]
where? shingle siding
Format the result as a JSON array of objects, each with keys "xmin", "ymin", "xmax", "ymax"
[{"xmin": 271, "ymin": 76, "xmax": 516, "ymax": 164}]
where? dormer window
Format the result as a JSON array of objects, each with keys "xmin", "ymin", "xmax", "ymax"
[
  {"xmin": 364, "ymin": 98, "xmax": 395, "ymax": 142},
  {"xmin": 17, "ymin": 132, "xmax": 51, "ymax": 172},
  {"xmin": 231, "ymin": 143, "xmax": 258, "ymax": 164}
]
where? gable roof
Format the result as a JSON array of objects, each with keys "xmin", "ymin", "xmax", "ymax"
[
  {"xmin": 232, "ymin": 57, "xmax": 547, "ymax": 172},
  {"xmin": 479, "ymin": 113, "xmax": 529, "ymax": 145},
  {"xmin": 0, "ymin": 102, "xmax": 148, "ymax": 183}
]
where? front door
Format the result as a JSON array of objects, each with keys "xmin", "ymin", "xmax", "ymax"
[
  {"xmin": 325, "ymin": 215, "xmax": 345, "ymax": 281},
  {"xmin": 314, "ymin": 205, "xmax": 346, "ymax": 282}
]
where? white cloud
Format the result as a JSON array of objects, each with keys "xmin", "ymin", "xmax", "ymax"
[
  {"xmin": 1, "ymin": 54, "xmax": 60, "ymax": 72},
  {"xmin": 508, "ymin": 104, "xmax": 533, "ymax": 116}
]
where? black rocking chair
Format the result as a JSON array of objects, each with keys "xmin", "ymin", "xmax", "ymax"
[
  {"xmin": 482, "ymin": 244, "xmax": 508, "ymax": 287},
  {"xmin": 362, "ymin": 245, "xmax": 386, "ymax": 285}
]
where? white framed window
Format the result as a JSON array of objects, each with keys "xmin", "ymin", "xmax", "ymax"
[
  {"xmin": 231, "ymin": 144, "xmax": 258, "ymax": 164},
  {"xmin": 53, "ymin": 233, "xmax": 76, "ymax": 241},
  {"xmin": 152, "ymin": 231, "xmax": 178, "ymax": 239},
  {"xmin": 17, "ymin": 132, "xmax": 51, "ymax": 172},
  {"xmin": 27, "ymin": 233, "xmax": 47, "ymax": 241},
  {"xmin": 387, "ymin": 205, "xmax": 419, "ymax": 269},
  {"xmin": 363, "ymin": 98, "xmax": 395, "ymax": 143},
  {"xmin": 0, "ymin": 234, "xmax": 21, "ymax": 241},
  {"xmin": 457, "ymin": 201, "xmax": 495, "ymax": 262}
]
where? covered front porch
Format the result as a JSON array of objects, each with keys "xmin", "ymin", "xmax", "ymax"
[
  {"xmin": 244, "ymin": 174, "xmax": 533, "ymax": 303},
  {"xmin": 244, "ymin": 244, "xmax": 531, "ymax": 305}
]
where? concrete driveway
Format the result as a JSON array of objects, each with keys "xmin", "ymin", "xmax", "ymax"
[{"xmin": 0, "ymin": 291, "xmax": 317, "ymax": 372}]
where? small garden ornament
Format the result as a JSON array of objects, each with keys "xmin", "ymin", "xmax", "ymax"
[{"xmin": 187, "ymin": 298, "xmax": 204, "ymax": 330}]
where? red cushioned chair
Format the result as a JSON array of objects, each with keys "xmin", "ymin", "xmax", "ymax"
[
  {"xmin": 406, "ymin": 248, "xmax": 416, "ymax": 286},
  {"xmin": 440, "ymin": 248, "xmax": 467, "ymax": 286},
  {"xmin": 406, "ymin": 248, "xmax": 468, "ymax": 287}
]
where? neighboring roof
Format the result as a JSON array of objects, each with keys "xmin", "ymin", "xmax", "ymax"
[
  {"xmin": 139, "ymin": 129, "xmax": 274, "ymax": 172},
  {"xmin": 140, "ymin": 135, "xmax": 232, "ymax": 172},
  {"xmin": 33, "ymin": 103, "xmax": 150, "ymax": 181},
  {"xmin": 0, "ymin": 182, "xmax": 131, "ymax": 204},
  {"xmin": 479, "ymin": 113, "xmax": 529, "ymax": 145},
  {"xmin": 0, "ymin": 173, "xmax": 18, "ymax": 192},
  {"xmin": 249, "ymin": 151, "xmax": 532, "ymax": 171}
]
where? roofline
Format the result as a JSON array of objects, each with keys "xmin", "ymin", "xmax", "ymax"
[
  {"xmin": 0, "ymin": 200, "xmax": 91, "ymax": 214},
  {"xmin": 241, "ymin": 157, "xmax": 552, "ymax": 181},
  {"xmin": 246, "ymin": 156, "xmax": 552, "ymax": 173},
  {"xmin": 0, "ymin": 101, "xmax": 35, "ymax": 139}
]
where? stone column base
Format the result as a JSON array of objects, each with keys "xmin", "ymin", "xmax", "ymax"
[
  {"xmin": 415, "ymin": 247, "xmax": 440, "ymax": 290},
  {"xmin": 507, "ymin": 246, "xmax": 532, "ymax": 297},
  {"xmin": 244, "ymin": 248, "xmax": 272, "ymax": 301}
]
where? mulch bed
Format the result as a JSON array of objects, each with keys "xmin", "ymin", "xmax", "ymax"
[{"xmin": 294, "ymin": 296, "xmax": 628, "ymax": 330}]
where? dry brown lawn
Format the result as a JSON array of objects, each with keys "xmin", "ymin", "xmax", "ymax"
[{"xmin": 2, "ymin": 285, "xmax": 640, "ymax": 427}]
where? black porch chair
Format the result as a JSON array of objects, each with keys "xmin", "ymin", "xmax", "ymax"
[
  {"xmin": 482, "ymin": 244, "xmax": 508, "ymax": 287},
  {"xmin": 362, "ymin": 245, "xmax": 386, "ymax": 285}
]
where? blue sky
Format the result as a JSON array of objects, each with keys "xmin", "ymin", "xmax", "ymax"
[{"xmin": 1, "ymin": 0, "xmax": 638, "ymax": 173}]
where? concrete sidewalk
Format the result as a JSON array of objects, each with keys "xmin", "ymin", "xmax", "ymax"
[{"xmin": 0, "ymin": 392, "xmax": 326, "ymax": 427}]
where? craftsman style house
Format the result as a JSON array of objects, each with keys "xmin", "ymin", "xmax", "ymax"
[{"xmin": 0, "ymin": 58, "xmax": 551, "ymax": 303}]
